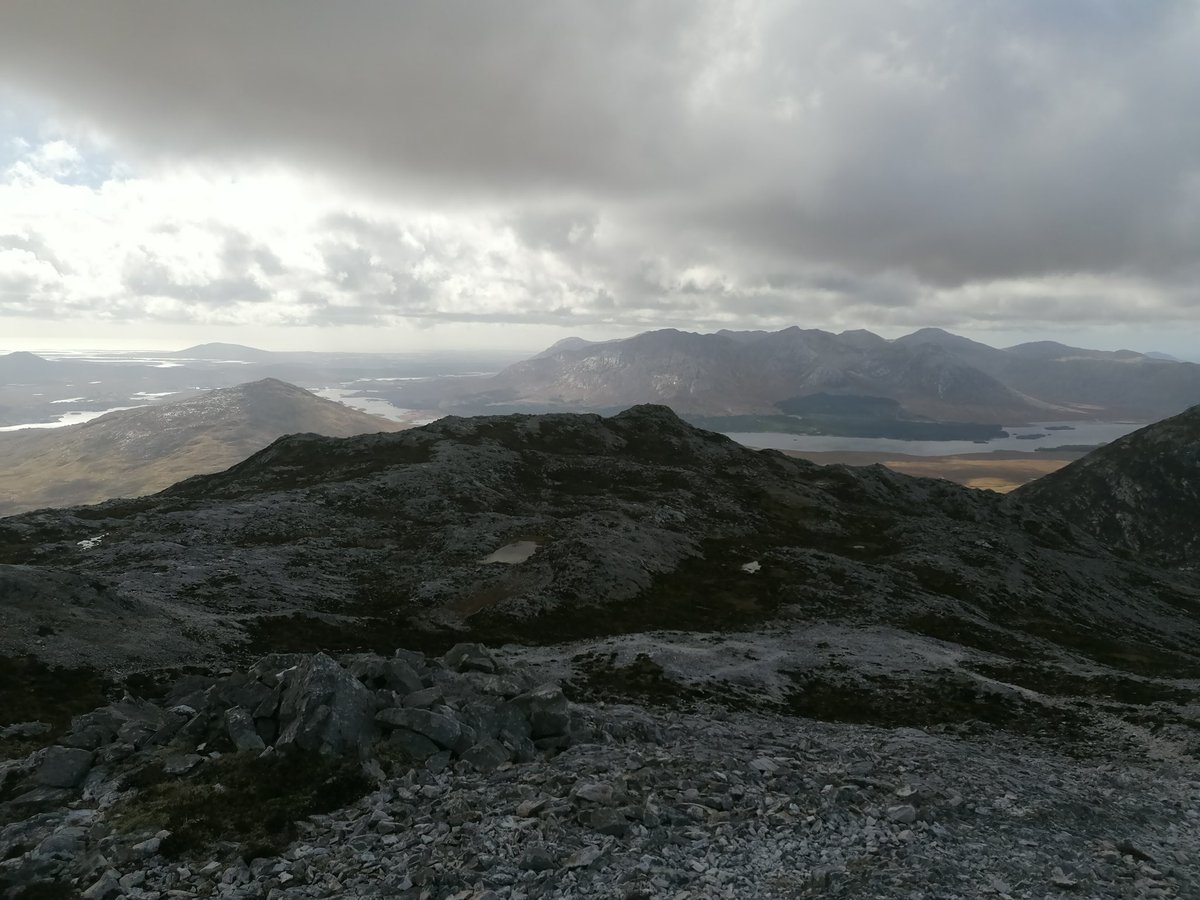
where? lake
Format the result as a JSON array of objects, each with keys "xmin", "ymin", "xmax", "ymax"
[{"xmin": 725, "ymin": 420, "xmax": 1147, "ymax": 456}]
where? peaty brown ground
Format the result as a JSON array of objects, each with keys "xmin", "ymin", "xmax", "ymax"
[{"xmin": 780, "ymin": 449, "xmax": 1088, "ymax": 493}]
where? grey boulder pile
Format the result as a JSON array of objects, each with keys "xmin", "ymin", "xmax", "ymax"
[{"xmin": 0, "ymin": 643, "xmax": 581, "ymax": 896}]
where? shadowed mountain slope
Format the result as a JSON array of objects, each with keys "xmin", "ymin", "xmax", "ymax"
[
  {"xmin": 0, "ymin": 378, "xmax": 404, "ymax": 516},
  {"xmin": 1012, "ymin": 404, "xmax": 1200, "ymax": 565}
]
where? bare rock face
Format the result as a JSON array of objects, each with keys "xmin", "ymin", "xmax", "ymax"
[
  {"xmin": 1012, "ymin": 404, "xmax": 1200, "ymax": 565},
  {"xmin": 275, "ymin": 653, "xmax": 377, "ymax": 755}
]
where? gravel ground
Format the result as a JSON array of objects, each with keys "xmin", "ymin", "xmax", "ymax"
[{"xmin": 99, "ymin": 701, "xmax": 1199, "ymax": 900}]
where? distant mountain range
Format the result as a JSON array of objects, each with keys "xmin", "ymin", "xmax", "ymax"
[
  {"xmin": 380, "ymin": 326, "xmax": 1200, "ymax": 425},
  {"xmin": 0, "ymin": 379, "xmax": 403, "ymax": 516}
]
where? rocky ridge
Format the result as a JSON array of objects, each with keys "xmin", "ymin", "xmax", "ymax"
[
  {"xmin": 2, "ymin": 404, "xmax": 1200, "ymax": 898},
  {"xmin": 3, "ymin": 405, "xmax": 1199, "ymax": 677},
  {"xmin": 1012, "ymin": 404, "xmax": 1200, "ymax": 566}
]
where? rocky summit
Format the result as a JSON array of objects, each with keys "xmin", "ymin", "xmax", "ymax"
[{"xmin": 2, "ymin": 405, "xmax": 1200, "ymax": 899}]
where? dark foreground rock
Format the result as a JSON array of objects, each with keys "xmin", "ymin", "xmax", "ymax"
[
  {"xmin": 0, "ymin": 645, "xmax": 582, "ymax": 898},
  {"xmin": 2, "ymin": 637, "xmax": 1199, "ymax": 899}
]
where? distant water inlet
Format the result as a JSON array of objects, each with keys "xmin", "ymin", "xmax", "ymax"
[
  {"xmin": 0, "ymin": 405, "xmax": 148, "ymax": 432},
  {"xmin": 313, "ymin": 387, "xmax": 439, "ymax": 425},
  {"xmin": 479, "ymin": 541, "xmax": 540, "ymax": 564},
  {"xmin": 726, "ymin": 420, "xmax": 1147, "ymax": 456}
]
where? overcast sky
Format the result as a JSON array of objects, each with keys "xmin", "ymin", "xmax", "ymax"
[{"xmin": 1, "ymin": 1, "xmax": 1198, "ymax": 355}]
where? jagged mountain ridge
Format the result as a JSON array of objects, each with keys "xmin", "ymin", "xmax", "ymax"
[
  {"xmin": 1012, "ymin": 404, "xmax": 1200, "ymax": 565},
  {"xmin": 0, "ymin": 378, "xmax": 404, "ymax": 516},
  {"xmin": 3, "ymin": 405, "xmax": 1198, "ymax": 685},
  {"xmin": 384, "ymin": 326, "xmax": 1200, "ymax": 422}
]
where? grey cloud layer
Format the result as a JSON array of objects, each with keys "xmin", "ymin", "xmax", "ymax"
[{"xmin": 1, "ymin": 0, "xmax": 1199, "ymax": 328}]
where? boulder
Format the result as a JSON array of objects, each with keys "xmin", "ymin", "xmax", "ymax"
[
  {"xmin": 375, "ymin": 708, "xmax": 462, "ymax": 750},
  {"xmin": 388, "ymin": 729, "xmax": 441, "ymax": 760},
  {"xmin": 515, "ymin": 683, "xmax": 571, "ymax": 739},
  {"xmin": 402, "ymin": 686, "xmax": 444, "ymax": 708},
  {"xmin": 224, "ymin": 707, "xmax": 266, "ymax": 752},
  {"xmin": 32, "ymin": 826, "xmax": 87, "ymax": 862},
  {"xmin": 247, "ymin": 653, "xmax": 307, "ymax": 688},
  {"xmin": 393, "ymin": 648, "xmax": 428, "ymax": 671},
  {"xmin": 444, "ymin": 642, "xmax": 498, "ymax": 674},
  {"xmin": 163, "ymin": 754, "xmax": 204, "ymax": 776},
  {"xmin": 463, "ymin": 738, "xmax": 510, "ymax": 773},
  {"xmin": 0, "ymin": 721, "xmax": 50, "ymax": 739},
  {"xmin": 275, "ymin": 653, "xmax": 377, "ymax": 754},
  {"xmin": 34, "ymin": 746, "xmax": 94, "ymax": 788},
  {"xmin": 464, "ymin": 699, "xmax": 532, "ymax": 743},
  {"xmin": 209, "ymin": 673, "xmax": 275, "ymax": 714},
  {"xmin": 383, "ymin": 659, "xmax": 425, "ymax": 695},
  {"xmin": 519, "ymin": 844, "xmax": 558, "ymax": 872},
  {"xmin": 589, "ymin": 808, "xmax": 629, "ymax": 837},
  {"xmin": 81, "ymin": 870, "xmax": 122, "ymax": 900}
]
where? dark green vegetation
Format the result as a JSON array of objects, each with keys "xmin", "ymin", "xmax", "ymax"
[
  {"xmin": 5, "ymin": 881, "xmax": 78, "ymax": 900},
  {"xmin": 568, "ymin": 652, "xmax": 735, "ymax": 710},
  {"xmin": 564, "ymin": 651, "xmax": 1104, "ymax": 750},
  {"xmin": 114, "ymin": 751, "xmax": 372, "ymax": 860},
  {"xmin": 0, "ymin": 656, "xmax": 110, "ymax": 757},
  {"xmin": 780, "ymin": 671, "xmax": 1091, "ymax": 743}
]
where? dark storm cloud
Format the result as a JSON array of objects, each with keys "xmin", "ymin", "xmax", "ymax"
[
  {"xmin": 0, "ymin": 0, "xmax": 702, "ymax": 196},
  {"xmin": 1, "ymin": 0, "xmax": 1199, "ymax": 327}
]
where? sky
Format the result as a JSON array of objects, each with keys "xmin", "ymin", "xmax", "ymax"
[{"xmin": 0, "ymin": 1, "xmax": 1198, "ymax": 357}]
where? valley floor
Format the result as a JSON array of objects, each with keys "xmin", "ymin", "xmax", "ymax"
[{"xmin": 781, "ymin": 449, "xmax": 1087, "ymax": 492}]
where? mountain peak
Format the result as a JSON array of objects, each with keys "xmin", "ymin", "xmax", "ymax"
[
  {"xmin": 0, "ymin": 379, "xmax": 404, "ymax": 516},
  {"xmin": 532, "ymin": 336, "xmax": 597, "ymax": 359},
  {"xmin": 173, "ymin": 342, "xmax": 273, "ymax": 359},
  {"xmin": 0, "ymin": 350, "xmax": 53, "ymax": 368},
  {"xmin": 234, "ymin": 377, "xmax": 312, "ymax": 395}
]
